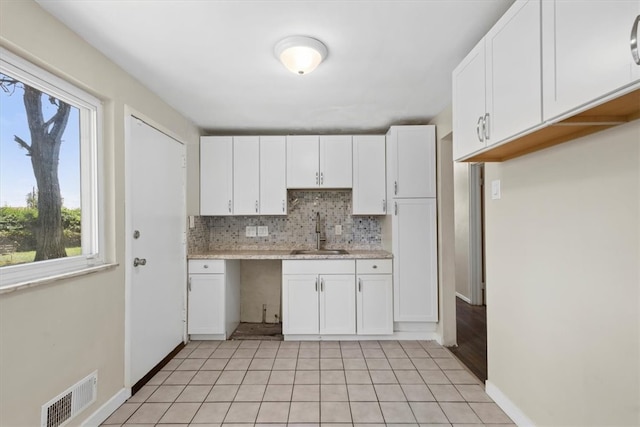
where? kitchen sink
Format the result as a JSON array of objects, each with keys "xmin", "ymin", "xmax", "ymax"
[{"xmin": 290, "ymin": 249, "xmax": 350, "ymax": 255}]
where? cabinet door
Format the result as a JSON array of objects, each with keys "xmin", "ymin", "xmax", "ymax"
[
  {"xmin": 233, "ymin": 136, "xmax": 260, "ymax": 215},
  {"xmin": 388, "ymin": 126, "xmax": 436, "ymax": 198},
  {"xmin": 357, "ymin": 274, "xmax": 393, "ymax": 335},
  {"xmin": 452, "ymin": 41, "xmax": 487, "ymax": 160},
  {"xmin": 486, "ymin": 0, "xmax": 541, "ymax": 144},
  {"xmin": 353, "ymin": 135, "xmax": 386, "ymax": 215},
  {"xmin": 188, "ymin": 274, "xmax": 225, "ymax": 334},
  {"xmin": 319, "ymin": 274, "xmax": 356, "ymax": 334},
  {"xmin": 287, "ymin": 135, "xmax": 319, "ymax": 188},
  {"xmin": 282, "ymin": 274, "xmax": 319, "ymax": 334},
  {"xmin": 320, "ymin": 135, "xmax": 352, "ymax": 188},
  {"xmin": 542, "ymin": 0, "xmax": 640, "ymax": 121},
  {"xmin": 200, "ymin": 136, "xmax": 233, "ymax": 215},
  {"xmin": 392, "ymin": 198, "xmax": 438, "ymax": 322},
  {"xmin": 260, "ymin": 136, "xmax": 287, "ymax": 215}
]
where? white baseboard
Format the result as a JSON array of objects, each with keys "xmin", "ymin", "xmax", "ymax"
[
  {"xmin": 456, "ymin": 292, "xmax": 471, "ymax": 304},
  {"xmin": 81, "ymin": 387, "xmax": 130, "ymax": 427},
  {"xmin": 190, "ymin": 333, "xmax": 226, "ymax": 340},
  {"xmin": 485, "ymin": 381, "xmax": 535, "ymax": 427},
  {"xmin": 284, "ymin": 331, "xmax": 441, "ymax": 341}
]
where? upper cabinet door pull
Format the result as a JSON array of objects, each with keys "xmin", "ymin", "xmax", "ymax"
[
  {"xmin": 228, "ymin": 200, "xmax": 232, "ymax": 213},
  {"xmin": 476, "ymin": 116, "xmax": 484, "ymax": 142},
  {"xmin": 483, "ymin": 113, "xmax": 490, "ymax": 140},
  {"xmin": 631, "ymin": 15, "xmax": 640, "ymax": 65},
  {"xmin": 394, "ymin": 181, "xmax": 398, "ymax": 195}
]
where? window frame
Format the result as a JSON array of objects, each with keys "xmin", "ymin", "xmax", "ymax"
[{"xmin": 0, "ymin": 47, "xmax": 105, "ymax": 288}]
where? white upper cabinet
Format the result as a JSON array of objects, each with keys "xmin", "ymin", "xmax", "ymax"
[
  {"xmin": 287, "ymin": 135, "xmax": 352, "ymax": 189},
  {"xmin": 485, "ymin": 0, "xmax": 542, "ymax": 143},
  {"xmin": 352, "ymin": 135, "xmax": 386, "ymax": 215},
  {"xmin": 286, "ymin": 135, "xmax": 319, "ymax": 188},
  {"xmin": 200, "ymin": 136, "xmax": 233, "ymax": 216},
  {"xmin": 387, "ymin": 125, "xmax": 436, "ymax": 199},
  {"xmin": 542, "ymin": 0, "xmax": 640, "ymax": 121},
  {"xmin": 453, "ymin": 0, "xmax": 542, "ymax": 160},
  {"xmin": 452, "ymin": 40, "xmax": 487, "ymax": 160},
  {"xmin": 233, "ymin": 136, "xmax": 260, "ymax": 215},
  {"xmin": 260, "ymin": 136, "xmax": 287, "ymax": 215},
  {"xmin": 320, "ymin": 135, "xmax": 352, "ymax": 188}
]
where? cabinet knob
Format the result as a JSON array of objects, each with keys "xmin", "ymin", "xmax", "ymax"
[
  {"xmin": 372, "ymin": 265, "xmax": 377, "ymax": 269},
  {"xmin": 203, "ymin": 264, "xmax": 209, "ymax": 269}
]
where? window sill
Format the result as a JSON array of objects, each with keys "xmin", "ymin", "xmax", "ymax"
[{"xmin": 0, "ymin": 263, "xmax": 119, "ymax": 296}]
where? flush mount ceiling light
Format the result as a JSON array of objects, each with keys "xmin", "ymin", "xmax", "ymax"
[{"xmin": 274, "ymin": 36, "xmax": 328, "ymax": 75}]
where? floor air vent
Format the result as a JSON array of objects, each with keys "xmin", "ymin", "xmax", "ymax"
[{"xmin": 41, "ymin": 371, "xmax": 97, "ymax": 427}]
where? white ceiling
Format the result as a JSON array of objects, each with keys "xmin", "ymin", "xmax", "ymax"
[{"xmin": 37, "ymin": 0, "xmax": 514, "ymax": 134}]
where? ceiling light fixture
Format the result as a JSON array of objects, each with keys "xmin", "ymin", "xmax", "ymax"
[{"xmin": 274, "ymin": 36, "xmax": 328, "ymax": 75}]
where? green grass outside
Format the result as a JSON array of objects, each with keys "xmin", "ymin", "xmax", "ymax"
[{"xmin": 0, "ymin": 247, "xmax": 81, "ymax": 267}]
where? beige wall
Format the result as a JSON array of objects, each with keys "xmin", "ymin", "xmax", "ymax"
[
  {"xmin": 0, "ymin": 1, "xmax": 200, "ymax": 426},
  {"xmin": 240, "ymin": 261, "xmax": 282, "ymax": 323},
  {"xmin": 429, "ymin": 105, "xmax": 456, "ymax": 346},
  {"xmin": 484, "ymin": 120, "xmax": 640, "ymax": 425},
  {"xmin": 454, "ymin": 162, "xmax": 471, "ymax": 300}
]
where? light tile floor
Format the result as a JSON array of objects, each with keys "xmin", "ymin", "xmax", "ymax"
[{"xmin": 102, "ymin": 340, "xmax": 514, "ymax": 426}]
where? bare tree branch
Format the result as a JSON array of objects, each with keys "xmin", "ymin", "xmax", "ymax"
[{"xmin": 13, "ymin": 135, "xmax": 32, "ymax": 155}]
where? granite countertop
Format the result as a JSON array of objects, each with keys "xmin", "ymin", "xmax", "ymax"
[{"xmin": 188, "ymin": 249, "xmax": 393, "ymax": 260}]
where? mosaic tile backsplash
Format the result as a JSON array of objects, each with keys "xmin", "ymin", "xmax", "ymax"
[{"xmin": 188, "ymin": 190, "xmax": 383, "ymax": 252}]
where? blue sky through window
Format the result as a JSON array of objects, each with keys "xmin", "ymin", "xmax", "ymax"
[{"xmin": 0, "ymin": 75, "xmax": 81, "ymax": 208}]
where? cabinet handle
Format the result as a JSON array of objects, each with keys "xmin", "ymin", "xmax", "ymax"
[
  {"xmin": 228, "ymin": 200, "xmax": 232, "ymax": 213},
  {"xmin": 394, "ymin": 181, "xmax": 398, "ymax": 195},
  {"xmin": 320, "ymin": 278, "xmax": 324, "ymax": 292},
  {"xmin": 315, "ymin": 277, "xmax": 318, "ymax": 292},
  {"xmin": 484, "ymin": 113, "xmax": 490, "ymax": 140},
  {"xmin": 394, "ymin": 201, "xmax": 398, "ymax": 216},
  {"xmin": 188, "ymin": 277, "xmax": 191, "ymax": 292},
  {"xmin": 632, "ymin": 15, "xmax": 640, "ymax": 65},
  {"xmin": 282, "ymin": 200, "xmax": 285, "ymax": 212},
  {"xmin": 382, "ymin": 199, "xmax": 386, "ymax": 213},
  {"xmin": 316, "ymin": 171, "xmax": 319, "ymax": 185},
  {"xmin": 476, "ymin": 116, "xmax": 484, "ymax": 142},
  {"xmin": 320, "ymin": 172, "xmax": 324, "ymax": 185},
  {"xmin": 255, "ymin": 200, "xmax": 258, "ymax": 213},
  {"xmin": 358, "ymin": 278, "xmax": 362, "ymax": 292}
]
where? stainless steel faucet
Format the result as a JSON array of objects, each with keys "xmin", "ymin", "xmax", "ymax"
[{"xmin": 315, "ymin": 212, "xmax": 326, "ymax": 250}]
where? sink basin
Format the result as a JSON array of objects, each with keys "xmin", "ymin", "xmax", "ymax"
[{"xmin": 290, "ymin": 249, "xmax": 349, "ymax": 255}]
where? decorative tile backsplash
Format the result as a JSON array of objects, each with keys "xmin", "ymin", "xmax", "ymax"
[{"xmin": 188, "ymin": 190, "xmax": 383, "ymax": 252}]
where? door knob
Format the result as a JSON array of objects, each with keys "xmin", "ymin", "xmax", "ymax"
[{"xmin": 133, "ymin": 257, "xmax": 147, "ymax": 267}]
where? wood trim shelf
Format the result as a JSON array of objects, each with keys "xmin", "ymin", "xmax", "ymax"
[{"xmin": 461, "ymin": 88, "xmax": 640, "ymax": 162}]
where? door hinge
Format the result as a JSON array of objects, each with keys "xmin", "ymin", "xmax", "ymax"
[
  {"xmin": 181, "ymin": 309, "xmax": 186, "ymax": 322},
  {"xmin": 182, "ymin": 156, "xmax": 187, "ymax": 168}
]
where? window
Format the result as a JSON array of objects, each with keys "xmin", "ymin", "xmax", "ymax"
[{"xmin": 0, "ymin": 48, "xmax": 103, "ymax": 288}]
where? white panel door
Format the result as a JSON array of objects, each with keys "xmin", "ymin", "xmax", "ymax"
[
  {"xmin": 353, "ymin": 135, "xmax": 386, "ymax": 215},
  {"xmin": 283, "ymin": 274, "xmax": 319, "ymax": 334},
  {"xmin": 233, "ymin": 136, "xmax": 260, "ymax": 215},
  {"xmin": 320, "ymin": 135, "xmax": 352, "ymax": 188},
  {"xmin": 260, "ymin": 136, "xmax": 287, "ymax": 215},
  {"xmin": 391, "ymin": 126, "xmax": 436, "ymax": 198},
  {"xmin": 128, "ymin": 116, "xmax": 185, "ymax": 386},
  {"xmin": 392, "ymin": 198, "xmax": 438, "ymax": 322},
  {"xmin": 357, "ymin": 274, "xmax": 393, "ymax": 335},
  {"xmin": 486, "ymin": 0, "xmax": 542, "ymax": 144},
  {"xmin": 200, "ymin": 136, "xmax": 233, "ymax": 215},
  {"xmin": 319, "ymin": 274, "xmax": 356, "ymax": 334},
  {"xmin": 188, "ymin": 274, "xmax": 225, "ymax": 334},
  {"xmin": 542, "ymin": 0, "xmax": 640, "ymax": 120},
  {"xmin": 452, "ymin": 41, "xmax": 487, "ymax": 160},
  {"xmin": 287, "ymin": 135, "xmax": 319, "ymax": 188}
]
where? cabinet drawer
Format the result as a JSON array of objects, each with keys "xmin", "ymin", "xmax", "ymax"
[
  {"xmin": 283, "ymin": 259, "xmax": 355, "ymax": 275},
  {"xmin": 356, "ymin": 259, "xmax": 392, "ymax": 275},
  {"xmin": 188, "ymin": 259, "xmax": 225, "ymax": 274}
]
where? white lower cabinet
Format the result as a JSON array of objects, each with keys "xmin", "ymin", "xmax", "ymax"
[
  {"xmin": 282, "ymin": 260, "xmax": 356, "ymax": 335},
  {"xmin": 283, "ymin": 259, "xmax": 393, "ymax": 336},
  {"xmin": 356, "ymin": 260, "xmax": 393, "ymax": 335},
  {"xmin": 188, "ymin": 260, "xmax": 240, "ymax": 339}
]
